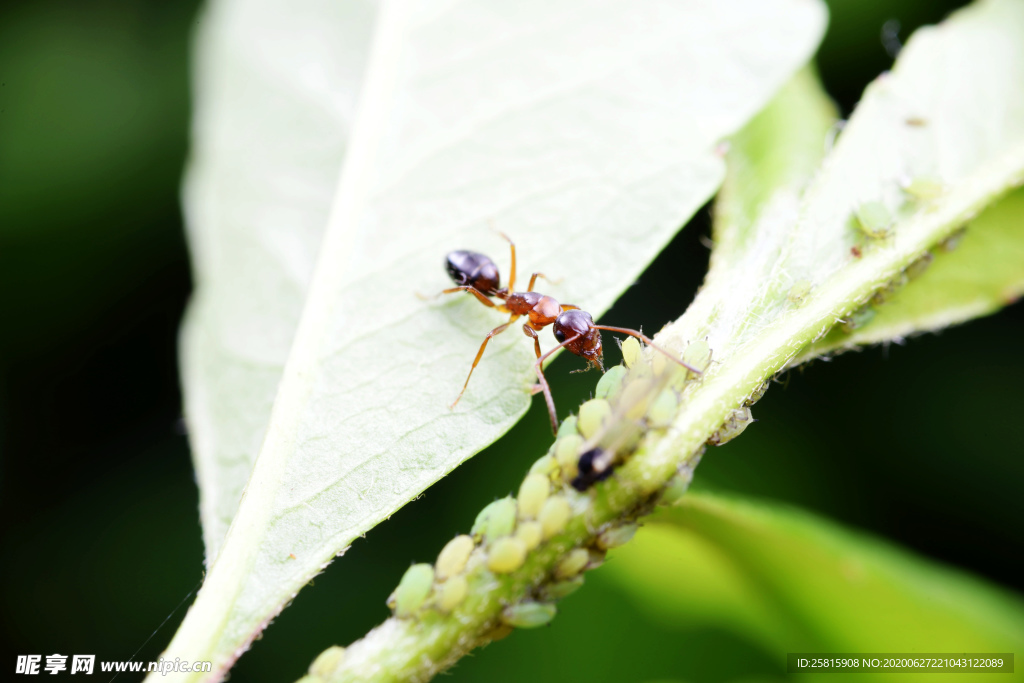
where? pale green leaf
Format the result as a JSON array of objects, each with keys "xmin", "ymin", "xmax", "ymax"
[
  {"xmin": 640, "ymin": 0, "xmax": 1024, "ymax": 492},
  {"xmin": 797, "ymin": 186, "xmax": 1024, "ymax": 359},
  {"xmin": 182, "ymin": 0, "xmax": 377, "ymax": 566},
  {"xmin": 165, "ymin": 0, "xmax": 827, "ymax": 679},
  {"xmin": 604, "ymin": 492, "xmax": 1024, "ymax": 679}
]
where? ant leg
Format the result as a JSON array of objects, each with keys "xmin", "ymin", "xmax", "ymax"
[
  {"xmin": 496, "ymin": 231, "xmax": 517, "ymax": 293},
  {"xmin": 418, "ymin": 286, "xmax": 498, "ymax": 309},
  {"xmin": 560, "ymin": 304, "xmax": 579, "ymax": 311},
  {"xmin": 593, "ymin": 325, "xmax": 702, "ymax": 374},
  {"xmin": 451, "ymin": 316, "xmax": 519, "ymax": 409},
  {"xmin": 522, "ymin": 324, "xmax": 542, "ymax": 359},
  {"xmin": 526, "ymin": 272, "xmax": 562, "ymax": 292},
  {"xmin": 533, "ymin": 333, "xmax": 581, "ymax": 433}
]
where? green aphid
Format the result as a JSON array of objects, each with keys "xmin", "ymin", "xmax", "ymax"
[
  {"xmin": 515, "ymin": 520, "xmax": 543, "ymax": 551},
  {"xmin": 556, "ymin": 415, "xmax": 579, "ymax": 439},
  {"xmin": 871, "ymin": 272, "xmax": 909, "ymax": 305},
  {"xmin": 597, "ymin": 523, "xmax": 639, "ymax": 550},
  {"xmin": 707, "ymin": 407, "xmax": 754, "ymax": 446},
  {"xmin": 436, "ymin": 574, "xmax": 468, "ymax": 612},
  {"xmin": 744, "ymin": 381, "xmax": 769, "ymax": 407},
  {"xmin": 595, "ymin": 365, "xmax": 627, "ymax": 400},
  {"xmin": 555, "ymin": 548, "xmax": 590, "ymax": 580},
  {"xmin": 471, "ymin": 497, "xmax": 517, "ymax": 543},
  {"xmin": 905, "ymin": 251, "xmax": 934, "ymax": 280},
  {"xmin": 681, "ymin": 340, "xmax": 712, "ymax": 376},
  {"xmin": 309, "ymin": 646, "xmax": 346, "ymax": 678},
  {"xmin": 487, "ymin": 537, "xmax": 527, "ymax": 574},
  {"xmin": 854, "ymin": 201, "xmax": 893, "ymax": 238},
  {"xmin": 939, "ymin": 227, "xmax": 967, "ymax": 252},
  {"xmin": 578, "ymin": 398, "xmax": 612, "ymax": 439},
  {"xmin": 628, "ymin": 354, "xmax": 654, "ymax": 381},
  {"xmin": 619, "ymin": 376, "xmax": 655, "ymax": 421},
  {"xmin": 435, "ymin": 535, "xmax": 474, "ymax": 580},
  {"xmin": 555, "ymin": 433, "xmax": 584, "ymax": 479},
  {"xmin": 586, "ymin": 548, "xmax": 607, "ymax": 571},
  {"xmin": 841, "ymin": 304, "xmax": 876, "ymax": 333},
  {"xmin": 788, "ymin": 280, "xmax": 812, "ymax": 305},
  {"xmin": 501, "ymin": 602, "xmax": 557, "ymax": 629},
  {"xmin": 541, "ymin": 576, "xmax": 585, "ymax": 601},
  {"xmin": 538, "ymin": 496, "xmax": 572, "ymax": 540},
  {"xmin": 659, "ymin": 468, "xmax": 694, "ymax": 506},
  {"xmin": 517, "ymin": 473, "xmax": 550, "ymax": 520},
  {"xmin": 647, "ymin": 388, "xmax": 678, "ymax": 428},
  {"xmin": 529, "ymin": 454, "xmax": 559, "ymax": 477},
  {"xmin": 902, "ymin": 175, "xmax": 945, "ymax": 201},
  {"xmin": 621, "ymin": 336, "xmax": 642, "ymax": 368},
  {"xmin": 391, "ymin": 563, "xmax": 434, "ymax": 618}
]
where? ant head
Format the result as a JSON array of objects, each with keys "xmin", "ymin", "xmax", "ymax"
[
  {"xmin": 554, "ymin": 309, "xmax": 603, "ymax": 371},
  {"xmin": 445, "ymin": 250, "xmax": 501, "ymax": 295}
]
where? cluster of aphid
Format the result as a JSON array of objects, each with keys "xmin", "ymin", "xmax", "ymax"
[
  {"xmin": 374, "ymin": 335, "xmax": 716, "ymax": 630},
  {"xmin": 303, "ymin": 335, "xmax": 714, "ymax": 680},
  {"xmin": 301, "ymin": 240, "xmax": 776, "ymax": 680},
  {"xmin": 787, "ymin": 172, "xmax": 964, "ymax": 336}
]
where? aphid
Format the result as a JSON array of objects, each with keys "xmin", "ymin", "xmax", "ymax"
[
  {"xmin": 571, "ymin": 447, "xmax": 615, "ymax": 491},
  {"xmin": 594, "ymin": 365, "xmax": 627, "ymax": 399},
  {"xmin": 707, "ymin": 407, "xmax": 754, "ymax": 446},
  {"xmin": 435, "ymin": 535, "xmax": 474, "ymax": 580},
  {"xmin": 596, "ymin": 523, "xmax": 639, "ymax": 550},
  {"xmin": 902, "ymin": 175, "xmax": 945, "ymax": 200},
  {"xmin": 427, "ymin": 234, "xmax": 700, "ymax": 431},
  {"xmin": 309, "ymin": 646, "xmax": 346, "ymax": 678},
  {"xmin": 555, "ymin": 548, "xmax": 590, "ymax": 579},
  {"xmin": 538, "ymin": 496, "xmax": 572, "ymax": 539},
  {"xmin": 787, "ymin": 280, "xmax": 812, "ymax": 305},
  {"xmin": 555, "ymin": 433, "xmax": 584, "ymax": 479},
  {"xmin": 646, "ymin": 388, "xmax": 679, "ymax": 428},
  {"xmin": 487, "ymin": 537, "xmax": 527, "ymax": 573},
  {"xmin": 515, "ymin": 521, "xmax": 543, "ymax": 551},
  {"xmin": 528, "ymin": 454, "xmax": 558, "ymax": 477},
  {"xmin": 659, "ymin": 467, "xmax": 694, "ymax": 506},
  {"xmin": 516, "ymin": 473, "xmax": 550, "ymax": 520},
  {"xmin": 939, "ymin": 227, "xmax": 967, "ymax": 252},
  {"xmin": 436, "ymin": 575, "xmax": 468, "ymax": 612},
  {"xmin": 502, "ymin": 602, "xmax": 557, "ymax": 629},
  {"xmin": 542, "ymin": 576, "xmax": 585, "ymax": 601},
  {"xmin": 854, "ymin": 201, "xmax": 893, "ymax": 239},
  {"xmin": 577, "ymin": 398, "xmax": 611, "ymax": 439},
  {"xmin": 471, "ymin": 497, "xmax": 517, "ymax": 543},
  {"xmin": 841, "ymin": 304, "xmax": 876, "ymax": 333},
  {"xmin": 390, "ymin": 564, "xmax": 435, "ymax": 618},
  {"xmin": 905, "ymin": 251, "xmax": 934, "ymax": 280}
]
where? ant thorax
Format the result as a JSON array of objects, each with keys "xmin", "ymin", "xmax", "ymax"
[{"xmin": 505, "ymin": 291, "xmax": 561, "ymax": 328}]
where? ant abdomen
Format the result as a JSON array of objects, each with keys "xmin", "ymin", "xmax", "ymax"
[{"xmin": 445, "ymin": 250, "xmax": 501, "ymax": 295}]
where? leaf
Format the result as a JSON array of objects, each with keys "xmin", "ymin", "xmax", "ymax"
[
  {"xmin": 603, "ymin": 492, "xmax": 1024, "ymax": 678},
  {"xmin": 166, "ymin": 0, "xmax": 827, "ymax": 678},
  {"xmin": 181, "ymin": 0, "xmax": 377, "ymax": 566},
  {"xmin": 640, "ymin": 0, "xmax": 1024, "ymax": 490},
  {"xmin": 796, "ymin": 186, "xmax": 1024, "ymax": 360}
]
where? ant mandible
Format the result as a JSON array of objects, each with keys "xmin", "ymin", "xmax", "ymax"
[{"xmin": 426, "ymin": 233, "xmax": 699, "ymax": 433}]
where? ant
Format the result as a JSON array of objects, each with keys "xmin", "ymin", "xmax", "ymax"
[{"xmin": 424, "ymin": 233, "xmax": 700, "ymax": 433}]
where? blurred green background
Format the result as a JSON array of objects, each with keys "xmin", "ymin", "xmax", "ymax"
[{"xmin": 1, "ymin": 0, "xmax": 1020, "ymax": 681}]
